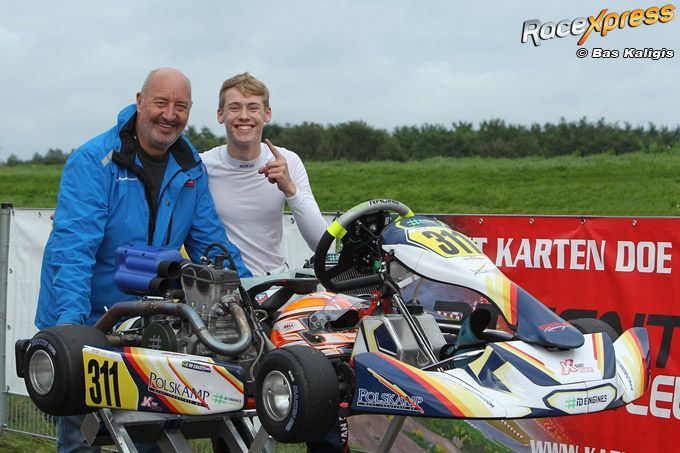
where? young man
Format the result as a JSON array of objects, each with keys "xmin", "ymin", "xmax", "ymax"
[
  {"xmin": 36, "ymin": 67, "xmax": 250, "ymax": 452},
  {"xmin": 201, "ymin": 72, "xmax": 327, "ymax": 276},
  {"xmin": 203, "ymin": 73, "xmax": 349, "ymax": 452}
]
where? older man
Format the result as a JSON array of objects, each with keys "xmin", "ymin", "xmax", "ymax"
[{"xmin": 35, "ymin": 67, "xmax": 250, "ymax": 452}]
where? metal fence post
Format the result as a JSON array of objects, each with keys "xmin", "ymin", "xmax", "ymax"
[{"xmin": 0, "ymin": 202, "xmax": 13, "ymax": 430}]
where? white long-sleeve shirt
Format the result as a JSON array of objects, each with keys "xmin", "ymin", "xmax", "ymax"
[{"xmin": 202, "ymin": 143, "xmax": 327, "ymax": 276}]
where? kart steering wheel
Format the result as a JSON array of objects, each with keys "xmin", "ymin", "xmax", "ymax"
[{"xmin": 314, "ymin": 199, "xmax": 413, "ymax": 293}]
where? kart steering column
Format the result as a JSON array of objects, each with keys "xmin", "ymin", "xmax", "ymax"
[{"xmin": 383, "ymin": 271, "xmax": 439, "ymax": 367}]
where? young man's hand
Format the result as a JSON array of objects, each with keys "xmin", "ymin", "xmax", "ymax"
[{"xmin": 259, "ymin": 139, "xmax": 296, "ymax": 197}]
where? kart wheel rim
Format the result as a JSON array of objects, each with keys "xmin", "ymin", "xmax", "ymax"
[
  {"xmin": 261, "ymin": 370, "xmax": 292, "ymax": 422},
  {"xmin": 28, "ymin": 350, "xmax": 55, "ymax": 395}
]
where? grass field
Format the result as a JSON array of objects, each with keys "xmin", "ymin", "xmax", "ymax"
[
  {"xmin": 306, "ymin": 152, "xmax": 680, "ymax": 216},
  {"xmin": 1, "ymin": 151, "xmax": 678, "ymax": 216}
]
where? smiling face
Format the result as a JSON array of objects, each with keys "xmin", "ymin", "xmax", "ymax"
[
  {"xmin": 218, "ymin": 87, "xmax": 271, "ymax": 159},
  {"xmin": 135, "ymin": 68, "xmax": 192, "ymax": 156}
]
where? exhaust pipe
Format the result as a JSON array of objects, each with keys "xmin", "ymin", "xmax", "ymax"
[{"xmin": 94, "ymin": 300, "xmax": 252, "ymax": 357}]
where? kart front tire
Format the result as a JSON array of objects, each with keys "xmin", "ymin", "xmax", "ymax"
[
  {"xmin": 570, "ymin": 318, "xmax": 620, "ymax": 341},
  {"xmin": 255, "ymin": 346, "xmax": 339, "ymax": 443},
  {"xmin": 23, "ymin": 325, "xmax": 109, "ymax": 416}
]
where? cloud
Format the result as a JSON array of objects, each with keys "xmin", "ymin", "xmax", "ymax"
[{"xmin": 2, "ymin": 1, "xmax": 678, "ymax": 160}]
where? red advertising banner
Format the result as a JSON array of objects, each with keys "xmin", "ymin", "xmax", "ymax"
[{"xmin": 442, "ymin": 215, "xmax": 679, "ymax": 453}]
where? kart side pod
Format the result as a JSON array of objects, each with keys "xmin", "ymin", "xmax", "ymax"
[
  {"xmin": 81, "ymin": 345, "xmax": 247, "ymax": 415},
  {"xmin": 16, "ymin": 325, "xmax": 247, "ymax": 417},
  {"xmin": 352, "ymin": 314, "xmax": 447, "ymax": 367},
  {"xmin": 349, "ymin": 327, "xmax": 650, "ymax": 420}
]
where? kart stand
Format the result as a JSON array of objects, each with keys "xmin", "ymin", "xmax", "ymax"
[
  {"xmin": 377, "ymin": 416, "xmax": 406, "ymax": 453},
  {"xmin": 81, "ymin": 408, "xmax": 275, "ymax": 453}
]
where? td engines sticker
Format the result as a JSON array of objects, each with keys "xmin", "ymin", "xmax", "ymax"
[{"xmin": 545, "ymin": 385, "xmax": 616, "ymax": 414}]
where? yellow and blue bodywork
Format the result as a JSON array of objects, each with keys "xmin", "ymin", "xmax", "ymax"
[
  {"xmin": 351, "ymin": 328, "xmax": 649, "ymax": 418},
  {"xmin": 82, "ymin": 345, "xmax": 246, "ymax": 415}
]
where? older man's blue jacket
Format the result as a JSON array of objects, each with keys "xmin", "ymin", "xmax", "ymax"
[{"xmin": 35, "ymin": 104, "xmax": 251, "ymax": 329}]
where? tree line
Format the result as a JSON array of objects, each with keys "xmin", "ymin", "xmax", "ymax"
[
  {"xmin": 258, "ymin": 118, "xmax": 679, "ymax": 161},
  {"xmin": 3, "ymin": 148, "xmax": 71, "ymax": 166},
  {"xmin": 3, "ymin": 118, "xmax": 679, "ymax": 165}
]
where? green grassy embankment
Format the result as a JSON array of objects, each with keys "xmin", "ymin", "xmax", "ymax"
[
  {"xmin": 306, "ymin": 152, "xmax": 679, "ymax": 216},
  {"xmin": 3, "ymin": 152, "xmax": 677, "ymax": 216}
]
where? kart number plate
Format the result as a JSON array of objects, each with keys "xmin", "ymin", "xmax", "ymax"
[
  {"xmin": 83, "ymin": 351, "xmax": 138, "ymax": 410},
  {"xmin": 407, "ymin": 227, "xmax": 482, "ymax": 258}
]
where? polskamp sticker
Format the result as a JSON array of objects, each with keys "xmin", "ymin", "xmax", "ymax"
[
  {"xmin": 355, "ymin": 388, "xmax": 425, "ymax": 413},
  {"xmin": 148, "ymin": 371, "xmax": 210, "ymax": 407}
]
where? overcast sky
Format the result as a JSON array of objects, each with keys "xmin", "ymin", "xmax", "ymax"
[{"xmin": 1, "ymin": 1, "xmax": 678, "ymax": 161}]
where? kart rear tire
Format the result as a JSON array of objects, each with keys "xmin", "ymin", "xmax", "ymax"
[
  {"xmin": 570, "ymin": 318, "xmax": 620, "ymax": 341},
  {"xmin": 255, "ymin": 346, "xmax": 339, "ymax": 443},
  {"xmin": 23, "ymin": 325, "xmax": 109, "ymax": 416}
]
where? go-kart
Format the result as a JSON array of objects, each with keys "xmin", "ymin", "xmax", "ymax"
[{"xmin": 15, "ymin": 199, "xmax": 651, "ymax": 447}]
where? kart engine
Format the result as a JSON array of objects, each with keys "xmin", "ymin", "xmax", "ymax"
[
  {"xmin": 106, "ymin": 245, "xmax": 262, "ymax": 369},
  {"xmin": 147, "ymin": 258, "xmax": 249, "ymax": 356}
]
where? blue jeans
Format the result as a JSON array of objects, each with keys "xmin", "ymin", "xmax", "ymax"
[
  {"xmin": 57, "ymin": 415, "xmax": 100, "ymax": 453},
  {"xmin": 57, "ymin": 414, "xmax": 161, "ymax": 453}
]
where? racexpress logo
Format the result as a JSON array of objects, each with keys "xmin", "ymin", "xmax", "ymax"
[
  {"xmin": 148, "ymin": 371, "xmax": 210, "ymax": 406},
  {"xmin": 521, "ymin": 4, "xmax": 675, "ymax": 46}
]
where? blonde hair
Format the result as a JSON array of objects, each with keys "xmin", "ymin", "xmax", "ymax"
[{"xmin": 218, "ymin": 72, "xmax": 269, "ymax": 109}]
